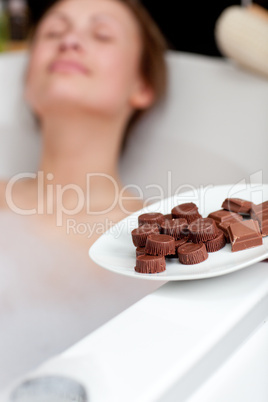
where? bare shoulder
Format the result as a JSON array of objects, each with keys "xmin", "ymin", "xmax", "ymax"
[{"xmin": 0, "ymin": 181, "xmax": 7, "ymax": 209}]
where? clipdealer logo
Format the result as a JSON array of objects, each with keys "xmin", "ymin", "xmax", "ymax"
[
  {"xmin": 4, "ymin": 170, "xmax": 264, "ymax": 237},
  {"xmin": 5, "ymin": 171, "xmax": 144, "ymax": 227}
]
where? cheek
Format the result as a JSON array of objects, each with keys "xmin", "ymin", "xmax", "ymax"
[
  {"xmin": 94, "ymin": 45, "xmax": 141, "ymax": 100},
  {"xmin": 24, "ymin": 45, "xmax": 54, "ymax": 109}
]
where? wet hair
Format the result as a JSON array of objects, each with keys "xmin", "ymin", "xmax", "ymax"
[{"xmin": 27, "ymin": 0, "xmax": 168, "ymax": 152}]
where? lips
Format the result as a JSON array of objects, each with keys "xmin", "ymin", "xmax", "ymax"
[{"xmin": 49, "ymin": 59, "xmax": 89, "ymax": 75}]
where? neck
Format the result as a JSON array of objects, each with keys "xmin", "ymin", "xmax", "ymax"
[
  {"xmin": 34, "ymin": 110, "xmax": 129, "ymax": 216},
  {"xmin": 38, "ymin": 111, "xmax": 125, "ymax": 189}
]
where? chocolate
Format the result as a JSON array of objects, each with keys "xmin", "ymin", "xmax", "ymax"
[
  {"xmin": 145, "ymin": 234, "xmax": 176, "ymax": 256},
  {"xmin": 138, "ymin": 212, "xmax": 164, "ymax": 227},
  {"xmin": 160, "ymin": 218, "xmax": 188, "ymax": 240},
  {"xmin": 256, "ymin": 211, "xmax": 268, "ymax": 237},
  {"xmin": 251, "ymin": 200, "xmax": 268, "ymax": 218},
  {"xmin": 171, "ymin": 203, "xmax": 202, "ymax": 224},
  {"xmin": 205, "ymin": 229, "xmax": 226, "ymax": 253},
  {"xmin": 218, "ymin": 221, "xmax": 232, "ymax": 243},
  {"xmin": 208, "ymin": 209, "xmax": 243, "ymax": 225},
  {"xmin": 166, "ymin": 237, "xmax": 189, "ymax": 259},
  {"xmin": 163, "ymin": 213, "xmax": 173, "ymax": 221},
  {"xmin": 177, "ymin": 242, "xmax": 208, "ymax": 265},
  {"xmin": 221, "ymin": 198, "xmax": 253, "ymax": 215},
  {"xmin": 135, "ymin": 254, "xmax": 166, "ymax": 274},
  {"xmin": 136, "ymin": 247, "xmax": 146, "ymax": 257},
  {"xmin": 251, "ymin": 202, "xmax": 268, "ymax": 236},
  {"xmin": 131, "ymin": 224, "xmax": 159, "ymax": 248},
  {"xmin": 227, "ymin": 219, "xmax": 263, "ymax": 252},
  {"xmin": 188, "ymin": 217, "xmax": 217, "ymax": 243},
  {"xmin": 131, "ymin": 196, "xmax": 268, "ymax": 273}
]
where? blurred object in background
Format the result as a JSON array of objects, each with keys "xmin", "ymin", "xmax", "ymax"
[
  {"xmin": 26, "ymin": 0, "xmax": 55, "ymax": 26},
  {"xmin": 141, "ymin": 0, "xmax": 241, "ymax": 57},
  {"xmin": 18, "ymin": 0, "xmax": 268, "ymax": 62},
  {"xmin": 215, "ymin": 2, "xmax": 268, "ymax": 79},
  {"xmin": 26, "ymin": 0, "xmax": 242, "ymax": 57},
  {"xmin": 0, "ymin": 0, "xmax": 9, "ymax": 52},
  {"xmin": 6, "ymin": 0, "xmax": 29, "ymax": 41},
  {"xmin": 254, "ymin": 0, "xmax": 268, "ymax": 7},
  {"xmin": 0, "ymin": 0, "xmax": 30, "ymax": 51}
]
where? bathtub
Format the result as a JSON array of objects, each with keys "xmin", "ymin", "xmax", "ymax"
[{"xmin": 0, "ymin": 49, "xmax": 268, "ymax": 400}]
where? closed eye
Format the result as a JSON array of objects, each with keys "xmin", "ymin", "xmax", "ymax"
[
  {"xmin": 44, "ymin": 30, "xmax": 65, "ymax": 39},
  {"xmin": 92, "ymin": 31, "xmax": 114, "ymax": 42},
  {"xmin": 37, "ymin": 13, "xmax": 68, "ymax": 39},
  {"xmin": 90, "ymin": 20, "xmax": 116, "ymax": 43}
]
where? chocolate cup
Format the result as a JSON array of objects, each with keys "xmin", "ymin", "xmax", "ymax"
[
  {"xmin": 136, "ymin": 247, "xmax": 146, "ymax": 257},
  {"xmin": 163, "ymin": 213, "xmax": 173, "ymax": 221},
  {"xmin": 171, "ymin": 203, "xmax": 202, "ymax": 224},
  {"xmin": 145, "ymin": 234, "xmax": 175, "ymax": 256},
  {"xmin": 166, "ymin": 237, "xmax": 189, "ymax": 259},
  {"xmin": 205, "ymin": 229, "xmax": 226, "ymax": 253},
  {"xmin": 138, "ymin": 212, "xmax": 164, "ymax": 227},
  {"xmin": 160, "ymin": 218, "xmax": 188, "ymax": 240},
  {"xmin": 177, "ymin": 242, "xmax": 208, "ymax": 265},
  {"xmin": 188, "ymin": 218, "xmax": 217, "ymax": 243},
  {"xmin": 131, "ymin": 224, "xmax": 159, "ymax": 248},
  {"xmin": 135, "ymin": 255, "xmax": 166, "ymax": 274}
]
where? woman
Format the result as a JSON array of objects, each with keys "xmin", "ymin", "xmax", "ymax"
[
  {"xmin": 1, "ymin": 0, "xmax": 167, "ymax": 247},
  {"xmin": 0, "ymin": 0, "xmax": 168, "ymax": 389}
]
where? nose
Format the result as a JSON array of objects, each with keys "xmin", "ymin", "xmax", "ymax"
[{"xmin": 58, "ymin": 31, "xmax": 83, "ymax": 53}]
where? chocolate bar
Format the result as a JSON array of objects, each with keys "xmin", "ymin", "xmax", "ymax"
[
  {"xmin": 227, "ymin": 219, "xmax": 263, "ymax": 252},
  {"xmin": 208, "ymin": 209, "xmax": 243, "ymax": 224},
  {"xmin": 221, "ymin": 198, "xmax": 253, "ymax": 215}
]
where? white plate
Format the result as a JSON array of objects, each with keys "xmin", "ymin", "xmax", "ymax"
[{"xmin": 89, "ymin": 184, "xmax": 268, "ymax": 281}]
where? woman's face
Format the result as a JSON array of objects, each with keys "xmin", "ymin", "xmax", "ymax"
[{"xmin": 25, "ymin": 0, "xmax": 153, "ymax": 120}]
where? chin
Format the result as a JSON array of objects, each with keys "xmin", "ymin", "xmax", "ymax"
[
  {"xmin": 41, "ymin": 85, "xmax": 88, "ymax": 110},
  {"xmin": 32, "ymin": 81, "xmax": 123, "ymax": 117}
]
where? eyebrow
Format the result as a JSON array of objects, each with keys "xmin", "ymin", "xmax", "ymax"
[
  {"xmin": 39, "ymin": 10, "xmax": 126, "ymax": 39},
  {"xmin": 91, "ymin": 14, "xmax": 120, "ymax": 26},
  {"xmin": 44, "ymin": 10, "xmax": 121, "ymax": 29},
  {"xmin": 43, "ymin": 11, "xmax": 69, "ymax": 23}
]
